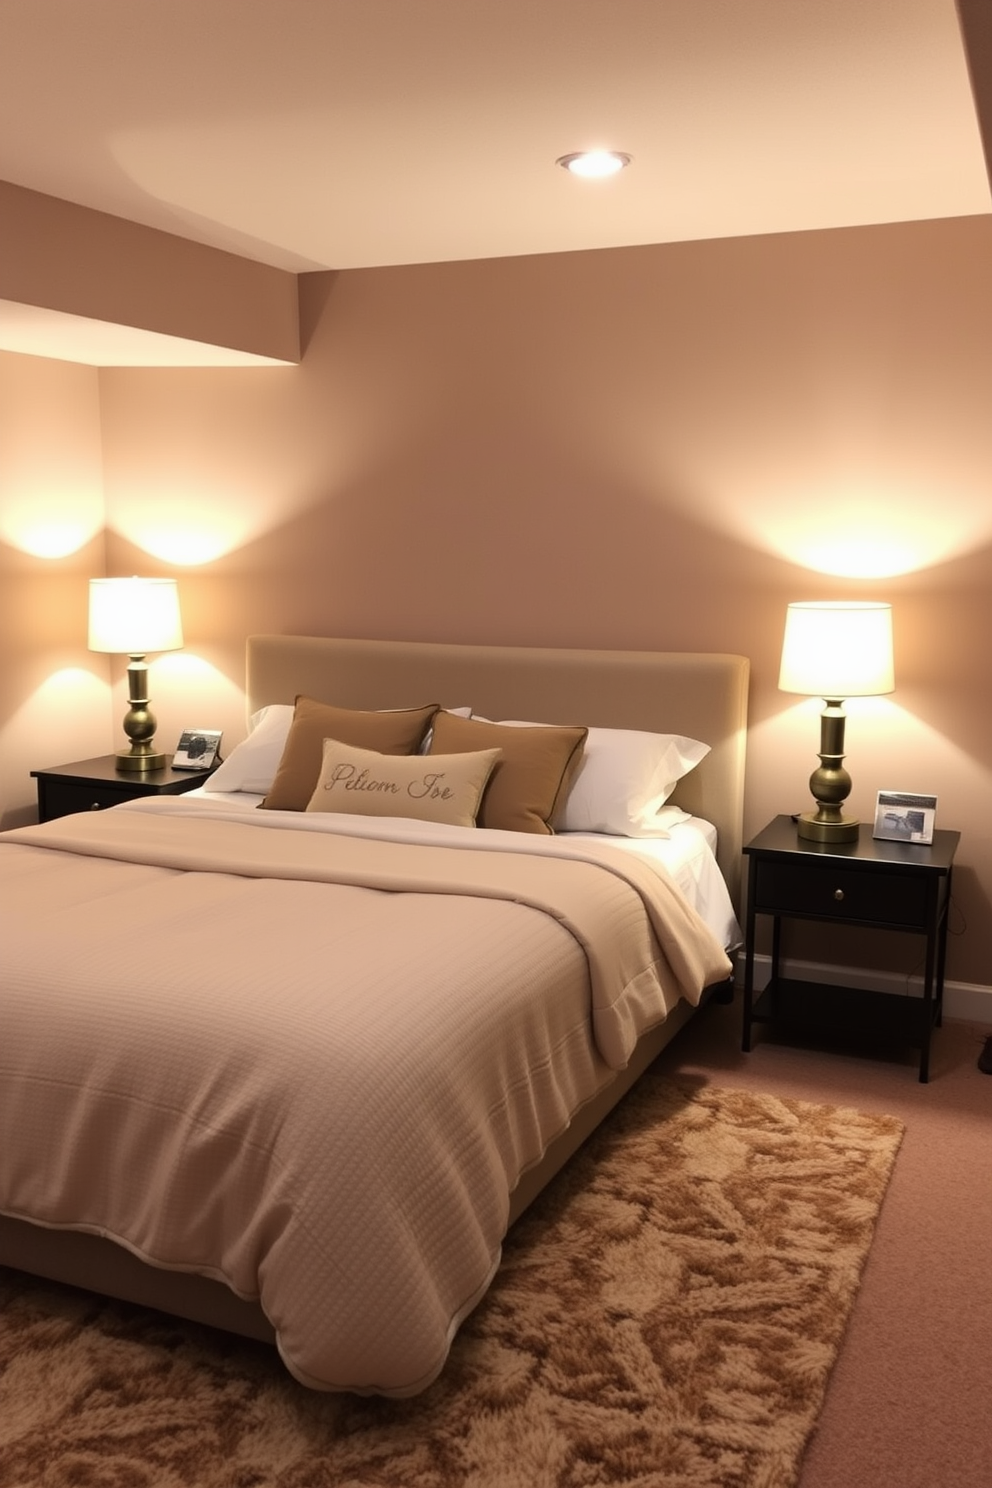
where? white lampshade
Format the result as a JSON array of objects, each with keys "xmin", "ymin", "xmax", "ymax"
[
  {"xmin": 779, "ymin": 601, "xmax": 894, "ymax": 700},
  {"xmin": 88, "ymin": 577, "xmax": 184, "ymax": 656}
]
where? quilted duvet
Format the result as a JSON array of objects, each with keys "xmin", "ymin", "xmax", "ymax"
[{"xmin": 0, "ymin": 797, "xmax": 731, "ymax": 1393}]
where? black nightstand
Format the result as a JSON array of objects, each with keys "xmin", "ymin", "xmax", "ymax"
[
  {"xmin": 32, "ymin": 755, "xmax": 212, "ymax": 823},
  {"xmin": 742, "ymin": 815, "xmax": 960, "ymax": 1082}
]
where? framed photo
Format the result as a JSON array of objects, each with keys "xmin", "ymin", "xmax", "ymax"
[
  {"xmin": 173, "ymin": 728, "xmax": 223, "ymax": 772},
  {"xmin": 873, "ymin": 790, "xmax": 937, "ymax": 845}
]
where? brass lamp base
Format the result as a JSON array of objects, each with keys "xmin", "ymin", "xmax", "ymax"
[
  {"xmin": 796, "ymin": 809, "xmax": 859, "ymax": 844},
  {"xmin": 115, "ymin": 654, "xmax": 166, "ymax": 772},
  {"xmin": 116, "ymin": 747, "xmax": 167, "ymax": 773},
  {"xmin": 797, "ymin": 698, "xmax": 860, "ymax": 844}
]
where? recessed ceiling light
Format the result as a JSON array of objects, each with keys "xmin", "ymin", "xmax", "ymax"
[{"xmin": 556, "ymin": 150, "xmax": 631, "ymax": 178}]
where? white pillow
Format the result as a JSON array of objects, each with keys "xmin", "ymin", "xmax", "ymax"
[
  {"xmin": 564, "ymin": 727, "xmax": 708, "ymax": 835},
  {"xmin": 203, "ymin": 703, "xmax": 473, "ymax": 795},
  {"xmin": 475, "ymin": 719, "xmax": 709, "ymax": 837},
  {"xmin": 203, "ymin": 705, "xmax": 294, "ymax": 795},
  {"xmin": 306, "ymin": 738, "xmax": 500, "ymax": 828}
]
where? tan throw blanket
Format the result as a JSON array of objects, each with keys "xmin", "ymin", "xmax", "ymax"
[{"xmin": 0, "ymin": 801, "xmax": 731, "ymax": 1394}]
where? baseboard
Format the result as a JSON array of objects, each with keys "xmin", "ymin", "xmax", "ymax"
[{"xmin": 735, "ymin": 951, "xmax": 992, "ymax": 1027}]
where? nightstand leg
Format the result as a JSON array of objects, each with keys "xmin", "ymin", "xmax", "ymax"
[
  {"xmin": 742, "ymin": 887, "xmax": 757, "ymax": 1052},
  {"xmin": 933, "ymin": 868, "xmax": 952, "ymax": 1031},
  {"xmin": 769, "ymin": 914, "xmax": 782, "ymax": 1017},
  {"xmin": 919, "ymin": 924, "xmax": 938, "ymax": 1084}
]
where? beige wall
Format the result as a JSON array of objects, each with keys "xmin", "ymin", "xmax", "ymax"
[
  {"xmin": 1, "ymin": 181, "xmax": 300, "ymax": 363},
  {"xmin": 2, "ymin": 213, "xmax": 991, "ymax": 996},
  {"xmin": 0, "ymin": 350, "xmax": 111, "ymax": 825}
]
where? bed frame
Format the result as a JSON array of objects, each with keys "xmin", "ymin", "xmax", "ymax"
[{"xmin": 0, "ymin": 636, "xmax": 749, "ymax": 1349}]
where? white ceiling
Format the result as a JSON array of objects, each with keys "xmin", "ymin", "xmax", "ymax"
[{"xmin": 1, "ymin": 0, "xmax": 989, "ymax": 363}]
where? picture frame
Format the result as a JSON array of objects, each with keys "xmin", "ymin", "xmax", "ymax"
[
  {"xmin": 172, "ymin": 728, "xmax": 223, "ymax": 772},
  {"xmin": 873, "ymin": 790, "xmax": 937, "ymax": 845}
]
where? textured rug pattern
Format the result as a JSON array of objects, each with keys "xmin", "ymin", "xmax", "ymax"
[{"xmin": 0, "ymin": 1079, "xmax": 903, "ymax": 1488}]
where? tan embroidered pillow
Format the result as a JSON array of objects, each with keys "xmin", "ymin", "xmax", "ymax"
[
  {"xmin": 428, "ymin": 711, "xmax": 587, "ymax": 834},
  {"xmin": 261, "ymin": 697, "xmax": 439, "ymax": 812},
  {"xmin": 306, "ymin": 738, "xmax": 501, "ymax": 828}
]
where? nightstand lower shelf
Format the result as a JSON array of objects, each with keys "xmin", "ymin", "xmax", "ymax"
[{"xmin": 748, "ymin": 978, "xmax": 938, "ymax": 1064}]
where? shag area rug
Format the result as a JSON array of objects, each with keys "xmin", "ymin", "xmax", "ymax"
[{"xmin": 0, "ymin": 1078, "xmax": 903, "ymax": 1488}]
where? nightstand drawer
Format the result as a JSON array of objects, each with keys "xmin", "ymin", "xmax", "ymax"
[
  {"xmin": 33, "ymin": 755, "xmax": 213, "ymax": 822},
  {"xmin": 753, "ymin": 859, "xmax": 929, "ymax": 927},
  {"xmin": 39, "ymin": 781, "xmax": 131, "ymax": 817}
]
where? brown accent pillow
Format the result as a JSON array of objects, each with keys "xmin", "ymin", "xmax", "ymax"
[
  {"xmin": 306, "ymin": 739, "xmax": 501, "ymax": 828},
  {"xmin": 260, "ymin": 696, "xmax": 439, "ymax": 812},
  {"xmin": 428, "ymin": 711, "xmax": 587, "ymax": 834}
]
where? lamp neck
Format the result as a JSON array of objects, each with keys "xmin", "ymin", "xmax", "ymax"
[
  {"xmin": 817, "ymin": 698, "xmax": 847, "ymax": 760},
  {"xmin": 125, "ymin": 654, "xmax": 150, "ymax": 708}
]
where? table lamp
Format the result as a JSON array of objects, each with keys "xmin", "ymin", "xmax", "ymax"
[
  {"xmin": 778, "ymin": 601, "xmax": 894, "ymax": 844},
  {"xmin": 88, "ymin": 577, "xmax": 184, "ymax": 772}
]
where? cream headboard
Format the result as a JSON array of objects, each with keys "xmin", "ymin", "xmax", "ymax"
[{"xmin": 246, "ymin": 636, "xmax": 750, "ymax": 910}]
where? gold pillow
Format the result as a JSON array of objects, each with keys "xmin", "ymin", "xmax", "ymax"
[
  {"xmin": 428, "ymin": 711, "xmax": 587, "ymax": 834},
  {"xmin": 306, "ymin": 739, "xmax": 501, "ymax": 828},
  {"xmin": 261, "ymin": 696, "xmax": 439, "ymax": 812}
]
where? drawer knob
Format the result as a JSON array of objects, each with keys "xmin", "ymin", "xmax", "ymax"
[{"xmin": 833, "ymin": 888, "xmax": 845, "ymax": 902}]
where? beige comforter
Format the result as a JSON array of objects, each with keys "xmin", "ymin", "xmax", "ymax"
[{"xmin": 0, "ymin": 798, "xmax": 731, "ymax": 1394}]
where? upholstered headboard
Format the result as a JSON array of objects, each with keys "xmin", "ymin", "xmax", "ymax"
[{"xmin": 246, "ymin": 636, "xmax": 750, "ymax": 909}]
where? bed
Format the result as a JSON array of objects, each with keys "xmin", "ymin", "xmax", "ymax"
[{"xmin": 0, "ymin": 635, "xmax": 749, "ymax": 1396}]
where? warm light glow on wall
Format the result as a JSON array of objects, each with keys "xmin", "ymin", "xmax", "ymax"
[
  {"xmin": 752, "ymin": 490, "xmax": 985, "ymax": 578},
  {"xmin": 630, "ymin": 430, "xmax": 992, "ymax": 579},
  {"xmin": 32, "ymin": 667, "xmax": 106, "ymax": 709},
  {"xmin": 121, "ymin": 523, "xmax": 237, "ymax": 566},
  {"xmin": 106, "ymin": 480, "xmax": 295, "ymax": 564},
  {"xmin": 7, "ymin": 666, "xmax": 109, "ymax": 765},
  {"xmin": 3, "ymin": 479, "xmax": 281, "ymax": 566},
  {"xmin": 685, "ymin": 477, "xmax": 991, "ymax": 578},
  {"xmin": 0, "ymin": 495, "xmax": 104, "ymax": 558},
  {"xmin": 785, "ymin": 532, "xmax": 918, "ymax": 579},
  {"xmin": 159, "ymin": 651, "xmax": 245, "ymax": 717}
]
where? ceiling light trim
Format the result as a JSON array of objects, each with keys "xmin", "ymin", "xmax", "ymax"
[{"xmin": 556, "ymin": 150, "xmax": 632, "ymax": 178}]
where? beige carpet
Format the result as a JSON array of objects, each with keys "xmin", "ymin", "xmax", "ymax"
[{"xmin": 0, "ymin": 1077, "xmax": 903, "ymax": 1488}]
